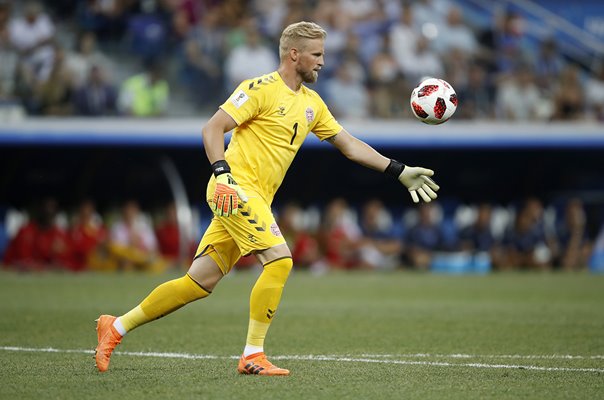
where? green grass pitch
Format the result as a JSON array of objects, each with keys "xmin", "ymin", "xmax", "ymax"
[{"xmin": 1, "ymin": 269, "xmax": 603, "ymax": 399}]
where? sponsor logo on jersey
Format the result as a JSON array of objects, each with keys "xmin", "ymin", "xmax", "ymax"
[
  {"xmin": 277, "ymin": 106, "xmax": 286, "ymax": 116},
  {"xmin": 305, "ymin": 107, "xmax": 314, "ymax": 123},
  {"xmin": 270, "ymin": 223, "xmax": 282, "ymax": 237},
  {"xmin": 231, "ymin": 90, "xmax": 249, "ymax": 108}
]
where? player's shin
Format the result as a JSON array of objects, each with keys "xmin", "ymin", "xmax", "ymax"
[
  {"xmin": 118, "ymin": 274, "xmax": 210, "ymax": 334},
  {"xmin": 245, "ymin": 257, "xmax": 293, "ymax": 356}
]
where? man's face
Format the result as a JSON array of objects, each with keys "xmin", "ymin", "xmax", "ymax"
[{"xmin": 295, "ymin": 38, "xmax": 325, "ymax": 84}]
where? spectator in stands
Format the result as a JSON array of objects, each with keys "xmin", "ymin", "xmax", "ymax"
[
  {"xmin": 554, "ymin": 198, "xmax": 591, "ymax": 271},
  {"xmin": 502, "ymin": 206, "xmax": 551, "ymax": 270},
  {"xmin": 66, "ymin": 31, "xmax": 113, "ymax": 89},
  {"xmin": 411, "ymin": 0, "xmax": 453, "ymax": 31},
  {"xmin": 69, "ymin": 199, "xmax": 107, "ymax": 271},
  {"xmin": 348, "ymin": 1, "xmax": 391, "ymax": 68},
  {"xmin": 442, "ymin": 47, "xmax": 470, "ymax": 95},
  {"xmin": 318, "ymin": 198, "xmax": 362, "ymax": 269},
  {"xmin": 493, "ymin": 11, "xmax": 532, "ymax": 75},
  {"xmin": 358, "ymin": 199, "xmax": 402, "ymax": 270},
  {"xmin": 533, "ymin": 38, "xmax": 565, "ymax": 95},
  {"xmin": 459, "ymin": 203, "xmax": 494, "ymax": 253},
  {"xmin": 33, "ymin": 44, "xmax": 74, "ymax": 116},
  {"xmin": 154, "ymin": 201, "xmax": 183, "ymax": 265},
  {"xmin": 75, "ymin": 0, "xmax": 128, "ymax": 43},
  {"xmin": 524, "ymin": 196, "xmax": 557, "ymax": 254},
  {"xmin": 312, "ymin": 0, "xmax": 349, "ymax": 67},
  {"xmin": 0, "ymin": 15, "xmax": 18, "ymax": 100},
  {"xmin": 584, "ymin": 64, "xmax": 604, "ymax": 121},
  {"xmin": 72, "ymin": 65, "xmax": 118, "ymax": 116},
  {"xmin": 118, "ymin": 60, "xmax": 169, "ymax": 117},
  {"xmin": 0, "ymin": 0, "xmax": 9, "ymax": 31},
  {"xmin": 552, "ymin": 64, "xmax": 585, "ymax": 121},
  {"xmin": 590, "ymin": 224, "xmax": 604, "ymax": 272},
  {"xmin": 404, "ymin": 202, "xmax": 444, "ymax": 270},
  {"xmin": 3, "ymin": 197, "xmax": 73, "ymax": 271},
  {"xmin": 224, "ymin": 19, "xmax": 279, "ymax": 91},
  {"xmin": 434, "ymin": 6, "xmax": 478, "ymax": 56},
  {"xmin": 368, "ymin": 34, "xmax": 402, "ymax": 118},
  {"xmin": 3, "ymin": 210, "xmax": 38, "ymax": 270},
  {"xmin": 324, "ymin": 52, "xmax": 370, "ymax": 119},
  {"xmin": 89, "ymin": 199, "xmax": 166, "ymax": 272},
  {"xmin": 457, "ymin": 62, "xmax": 494, "ymax": 119},
  {"xmin": 398, "ymin": 35, "xmax": 443, "ymax": 86},
  {"xmin": 278, "ymin": 202, "xmax": 322, "ymax": 269},
  {"xmin": 389, "ymin": 3, "xmax": 418, "ymax": 79},
  {"xmin": 388, "ymin": 72, "xmax": 414, "ymax": 118},
  {"xmin": 182, "ymin": 7, "xmax": 226, "ymax": 110},
  {"xmin": 459, "ymin": 203, "xmax": 502, "ymax": 268},
  {"xmin": 586, "ymin": 63, "xmax": 604, "ymax": 122},
  {"xmin": 496, "ymin": 64, "xmax": 543, "ymax": 120},
  {"xmin": 320, "ymin": 29, "xmax": 364, "ymax": 92},
  {"xmin": 125, "ymin": 0, "xmax": 170, "ymax": 63},
  {"xmin": 8, "ymin": 1, "xmax": 56, "ymax": 84},
  {"xmin": 169, "ymin": 3, "xmax": 192, "ymax": 44}
]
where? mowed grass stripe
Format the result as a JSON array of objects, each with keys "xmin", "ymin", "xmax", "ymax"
[{"xmin": 2, "ymin": 346, "xmax": 603, "ymax": 373}]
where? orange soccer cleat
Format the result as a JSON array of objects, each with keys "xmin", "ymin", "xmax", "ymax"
[
  {"xmin": 94, "ymin": 315, "xmax": 122, "ymax": 372},
  {"xmin": 237, "ymin": 352, "xmax": 290, "ymax": 376}
]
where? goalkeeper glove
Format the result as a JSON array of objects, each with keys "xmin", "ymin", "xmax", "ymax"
[
  {"xmin": 210, "ymin": 160, "xmax": 248, "ymax": 217},
  {"xmin": 385, "ymin": 159, "xmax": 440, "ymax": 203}
]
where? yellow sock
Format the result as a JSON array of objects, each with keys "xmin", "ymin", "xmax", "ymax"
[
  {"xmin": 246, "ymin": 257, "xmax": 293, "ymax": 348},
  {"xmin": 119, "ymin": 273, "xmax": 210, "ymax": 332}
]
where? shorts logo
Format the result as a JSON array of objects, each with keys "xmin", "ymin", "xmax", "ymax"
[
  {"xmin": 305, "ymin": 107, "xmax": 314, "ymax": 123},
  {"xmin": 270, "ymin": 223, "xmax": 282, "ymax": 237},
  {"xmin": 231, "ymin": 90, "xmax": 249, "ymax": 108}
]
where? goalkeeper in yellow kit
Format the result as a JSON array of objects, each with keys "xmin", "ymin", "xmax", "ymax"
[{"xmin": 95, "ymin": 21, "xmax": 440, "ymax": 376}]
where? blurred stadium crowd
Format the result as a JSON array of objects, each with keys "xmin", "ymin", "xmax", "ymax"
[
  {"xmin": 0, "ymin": 0, "xmax": 603, "ymax": 120},
  {"xmin": 2, "ymin": 195, "xmax": 603, "ymax": 273}
]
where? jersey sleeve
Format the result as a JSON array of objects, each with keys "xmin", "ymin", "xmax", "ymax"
[
  {"xmin": 219, "ymin": 80, "xmax": 263, "ymax": 125},
  {"xmin": 311, "ymin": 95, "xmax": 342, "ymax": 141}
]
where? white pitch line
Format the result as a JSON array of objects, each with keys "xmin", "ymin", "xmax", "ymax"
[
  {"xmin": 1, "ymin": 346, "xmax": 602, "ymax": 374},
  {"xmin": 358, "ymin": 353, "xmax": 604, "ymax": 360}
]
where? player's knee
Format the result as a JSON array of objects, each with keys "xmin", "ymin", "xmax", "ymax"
[
  {"xmin": 264, "ymin": 256, "xmax": 293, "ymax": 277},
  {"xmin": 183, "ymin": 274, "xmax": 212, "ymax": 301},
  {"xmin": 187, "ymin": 254, "xmax": 224, "ymax": 292}
]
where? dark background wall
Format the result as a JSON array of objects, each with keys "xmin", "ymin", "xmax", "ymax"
[{"xmin": 1, "ymin": 144, "xmax": 603, "ymax": 235}]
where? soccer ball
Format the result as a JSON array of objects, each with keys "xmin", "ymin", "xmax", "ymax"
[{"xmin": 410, "ymin": 78, "xmax": 458, "ymax": 125}]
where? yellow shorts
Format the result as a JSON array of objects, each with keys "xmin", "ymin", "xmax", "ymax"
[{"xmin": 194, "ymin": 185, "xmax": 285, "ymax": 275}]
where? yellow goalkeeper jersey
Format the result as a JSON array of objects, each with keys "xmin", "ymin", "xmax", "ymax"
[{"xmin": 219, "ymin": 71, "xmax": 342, "ymax": 204}]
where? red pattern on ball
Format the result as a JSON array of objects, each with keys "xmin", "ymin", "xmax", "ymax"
[
  {"xmin": 434, "ymin": 97, "xmax": 446, "ymax": 119},
  {"xmin": 418, "ymin": 85, "xmax": 439, "ymax": 98},
  {"xmin": 449, "ymin": 93, "xmax": 458, "ymax": 107},
  {"xmin": 412, "ymin": 102, "xmax": 429, "ymax": 118}
]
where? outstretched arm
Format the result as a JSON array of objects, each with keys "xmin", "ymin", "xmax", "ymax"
[{"xmin": 327, "ymin": 129, "xmax": 440, "ymax": 203}]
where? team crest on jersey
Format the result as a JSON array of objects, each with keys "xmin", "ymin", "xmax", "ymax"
[
  {"xmin": 231, "ymin": 90, "xmax": 249, "ymax": 108},
  {"xmin": 305, "ymin": 107, "xmax": 314, "ymax": 123},
  {"xmin": 270, "ymin": 223, "xmax": 282, "ymax": 237}
]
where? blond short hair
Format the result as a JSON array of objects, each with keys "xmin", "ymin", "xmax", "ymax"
[{"xmin": 279, "ymin": 21, "xmax": 326, "ymax": 60}]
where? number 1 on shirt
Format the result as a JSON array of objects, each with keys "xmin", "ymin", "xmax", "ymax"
[{"xmin": 290, "ymin": 122, "xmax": 298, "ymax": 145}]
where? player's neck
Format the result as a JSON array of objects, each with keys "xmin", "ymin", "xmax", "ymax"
[{"xmin": 277, "ymin": 66, "xmax": 302, "ymax": 92}]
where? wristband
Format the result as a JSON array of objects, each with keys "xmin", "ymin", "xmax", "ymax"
[
  {"xmin": 211, "ymin": 160, "xmax": 231, "ymax": 177},
  {"xmin": 385, "ymin": 159, "xmax": 405, "ymax": 178}
]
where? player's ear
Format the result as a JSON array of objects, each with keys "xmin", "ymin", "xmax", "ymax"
[{"xmin": 290, "ymin": 48, "xmax": 298, "ymax": 62}]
